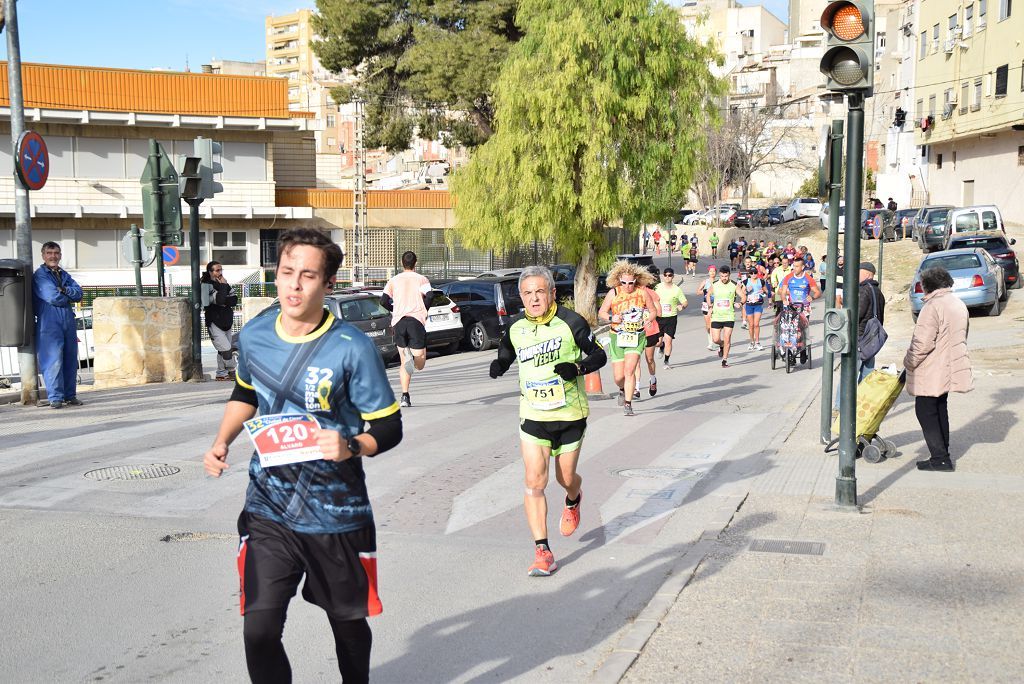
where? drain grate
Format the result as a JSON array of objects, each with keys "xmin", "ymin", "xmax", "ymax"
[
  {"xmin": 749, "ymin": 539, "xmax": 826, "ymax": 556},
  {"xmin": 84, "ymin": 464, "xmax": 181, "ymax": 481},
  {"xmin": 614, "ymin": 467, "xmax": 697, "ymax": 480}
]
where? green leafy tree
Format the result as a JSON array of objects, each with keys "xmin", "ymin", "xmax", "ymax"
[
  {"xmin": 450, "ymin": 0, "xmax": 724, "ymax": 320},
  {"xmin": 312, "ymin": 0, "xmax": 522, "ymax": 151}
]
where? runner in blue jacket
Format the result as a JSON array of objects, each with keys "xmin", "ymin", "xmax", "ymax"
[{"xmin": 33, "ymin": 241, "xmax": 84, "ymax": 408}]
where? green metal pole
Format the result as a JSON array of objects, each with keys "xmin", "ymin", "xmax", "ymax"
[
  {"xmin": 836, "ymin": 94, "xmax": 865, "ymax": 508},
  {"xmin": 877, "ymin": 223, "xmax": 884, "ymax": 286},
  {"xmin": 149, "ymin": 140, "xmax": 166, "ymax": 297},
  {"xmin": 186, "ymin": 199, "xmax": 203, "ymax": 381},
  {"xmin": 820, "ymin": 119, "xmax": 844, "ymax": 444},
  {"xmin": 130, "ymin": 223, "xmax": 144, "ymax": 296}
]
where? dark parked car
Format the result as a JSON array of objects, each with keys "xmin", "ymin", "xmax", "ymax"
[
  {"xmin": 551, "ymin": 264, "xmax": 610, "ymax": 303},
  {"xmin": 888, "ymin": 208, "xmax": 918, "ymax": 240},
  {"xmin": 732, "ymin": 208, "xmax": 755, "ymax": 228},
  {"xmin": 255, "ymin": 292, "xmax": 398, "ymax": 362},
  {"xmin": 944, "ymin": 231, "xmax": 1020, "ymax": 289},
  {"xmin": 914, "ymin": 205, "xmax": 954, "ymax": 252},
  {"xmin": 438, "ymin": 277, "xmax": 524, "ymax": 351},
  {"xmin": 861, "ymin": 209, "xmax": 891, "ymax": 239},
  {"xmin": 617, "ymin": 253, "xmax": 660, "ymax": 278},
  {"xmin": 758, "ymin": 207, "xmax": 783, "ymax": 226}
]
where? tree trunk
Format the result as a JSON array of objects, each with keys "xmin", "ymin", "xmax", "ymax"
[
  {"xmin": 574, "ymin": 234, "xmax": 599, "ymax": 326},
  {"xmin": 742, "ymin": 179, "xmax": 750, "ymax": 208}
]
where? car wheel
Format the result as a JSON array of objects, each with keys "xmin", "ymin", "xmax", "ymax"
[
  {"xmin": 999, "ymin": 282, "xmax": 1009, "ymax": 302},
  {"xmin": 468, "ymin": 322, "xmax": 492, "ymax": 351}
]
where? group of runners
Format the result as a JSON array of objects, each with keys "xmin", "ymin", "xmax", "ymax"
[{"xmin": 200, "ymin": 227, "xmax": 821, "ymax": 681}]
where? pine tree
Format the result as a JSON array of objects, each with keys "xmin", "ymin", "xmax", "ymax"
[{"xmin": 450, "ymin": 0, "xmax": 724, "ymax": 319}]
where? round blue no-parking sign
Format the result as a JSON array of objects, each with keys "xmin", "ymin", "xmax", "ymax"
[{"xmin": 16, "ymin": 131, "xmax": 49, "ymax": 191}]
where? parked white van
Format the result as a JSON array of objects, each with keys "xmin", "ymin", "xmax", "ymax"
[{"xmin": 943, "ymin": 205, "xmax": 1006, "ymax": 241}]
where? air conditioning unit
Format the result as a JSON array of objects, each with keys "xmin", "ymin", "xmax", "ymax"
[
  {"xmin": 944, "ymin": 39, "xmax": 956, "ymax": 53},
  {"xmin": 942, "ymin": 102, "xmax": 956, "ymax": 119}
]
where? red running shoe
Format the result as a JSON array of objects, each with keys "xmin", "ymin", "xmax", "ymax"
[
  {"xmin": 560, "ymin": 492, "xmax": 582, "ymax": 537},
  {"xmin": 528, "ymin": 546, "xmax": 558, "ymax": 577}
]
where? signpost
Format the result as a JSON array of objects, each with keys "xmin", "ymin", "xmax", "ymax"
[
  {"xmin": 121, "ymin": 225, "xmax": 155, "ymax": 296},
  {"xmin": 15, "ymin": 130, "xmax": 48, "ymax": 190}
]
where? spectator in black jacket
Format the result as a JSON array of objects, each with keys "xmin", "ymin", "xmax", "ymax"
[{"xmin": 201, "ymin": 261, "xmax": 238, "ymax": 381}]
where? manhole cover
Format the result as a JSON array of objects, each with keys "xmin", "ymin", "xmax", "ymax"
[
  {"xmin": 749, "ymin": 539, "xmax": 826, "ymax": 556},
  {"xmin": 84, "ymin": 464, "xmax": 181, "ymax": 481},
  {"xmin": 614, "ymin": 467, "xmax": 696, "ymax": 480}
]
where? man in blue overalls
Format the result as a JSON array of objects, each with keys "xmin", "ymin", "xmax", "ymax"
[{"xmin": 33, "ymin": 241, "xmax": 83, "ymax": 408}]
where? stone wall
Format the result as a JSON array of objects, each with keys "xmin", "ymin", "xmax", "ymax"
[
  {"xmin": 242, "ymin": 297, "xmax": 274, "ymax": 325},
  {"xmin": 93, "ymin": 297, "xmax": 194, "ymax": 388}
]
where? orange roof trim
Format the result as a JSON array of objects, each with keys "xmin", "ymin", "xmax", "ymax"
[
  {"xmin": 277, "ymin": 189, "xmax": 452, "ymax": 209},
  {"xmin": 0, "ymin": 62, "xmax": 296, "ymax": 119}
]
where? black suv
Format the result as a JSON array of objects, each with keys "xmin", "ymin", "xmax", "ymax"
[
  {"xmin": 945, "ymin": 231, "xmax": 1020, "ymax": 289},
  {"xmin": 438, "ymin": 277, "xmax": 524, "ymax": 351}
]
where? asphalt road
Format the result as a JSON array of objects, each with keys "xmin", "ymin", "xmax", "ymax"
[{"xmin": 0, "ymin": 254, "xmax": 824, "ymax": 683}]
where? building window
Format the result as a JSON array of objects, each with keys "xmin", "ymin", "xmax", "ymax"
[
  {"xmin": 211, "ymin": 231, "xmax": 248, "ymax": 266},
  {"xmin": 980, "ymin": 0, "xmax": 988, "ymax": 26},
  {"xmin": 327, "ymin": 137, "xmax": 336, "ymax": 147},
  {"xmin": 76, "ymin": 137, "xmax": 127, "ymax": 179},
  {"xmin": 974, "ymin": 79, "xmax": 983, "ymax": 109},
  {"xmin": 965, "ymin": 4, "xmax": 974, "ymax": 35},
  {"xmin": 916, "ymin": 98, "xmax": 924, "ymax": 119},
  {"xmin": 77, "ymin": 230, "xmax": 120, "ymax": 269},
  {"xmin": 960, "ymin": 82, "xmax": 969, "ymax": 113},
  {"xmin": 929, "ymin": 94, "xmax": 937, "ymax": 117},
  {"xmin": 221, "ymin": 142, "xmax": 268, "ymax": 181},
  {"xmin": 995, "ymin": 64, "xmax": 1009, "ymax": 96},
  {"xmin": 949, "ymin": 14, "xmax": 959, "ymax": 36},
  {"xmin": 326, "ymin": 114, "xmax": 336, "ymax": 128},
  {"xmin": 999, "ymin": 0, "xmax": 1011, "ymax": 20},
  {"xmin": 920, "ymin": 30, "xmax": 927, "ymax": 59},
  {"xmin": 878, "ymin": 33, "xmax": 886, "ymax": 49},
  {"xmin": 937, "ymin": 153, "xmax": 943, "ymax": 169},
  {"xmin": 932, "ymin": 23, "xmax": 940, "ymax": 51}
]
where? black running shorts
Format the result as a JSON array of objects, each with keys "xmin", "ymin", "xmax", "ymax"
[
  {"xmin": 656, "ymin": 315, "xmax": 678, "ymax": 338},
  {"xmin": 236, "ymin": 512, "xmax": 382, "ymax": 620},
  {"xmin": 519, "ymin": 418, "xmax": 587, "ymax": 457},
  {"xmin": 393, "ymin": 317, "xmax": 426, "ymax": 350},
  {"xmin": 710, "ymin": 320, "xmax": 735, "ymax": 329}
]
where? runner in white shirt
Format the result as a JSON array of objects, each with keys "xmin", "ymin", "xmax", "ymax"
[{"xmin": 382, "ymin": 251, "xmax": 432, "ymax": 408}]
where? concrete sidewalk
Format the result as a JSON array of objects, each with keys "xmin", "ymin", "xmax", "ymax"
[{"xmin": 620, "ymin": 366, "xmax": 1024, "ymax": 682}]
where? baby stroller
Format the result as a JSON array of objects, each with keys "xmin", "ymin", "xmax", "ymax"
[{"xmin": 771, "ymin": 303, "xmax": 811, "ymax": 373}]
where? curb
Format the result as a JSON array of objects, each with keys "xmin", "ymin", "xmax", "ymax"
[{"xmin": 590, "ymin": 371, "xmax": 825, "ymax": 682}]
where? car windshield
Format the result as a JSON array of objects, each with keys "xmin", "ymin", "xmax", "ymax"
[
  {"xmin": 950, "ymin": 237, "xmax": 1005, "ymax": 251},
  {"xmin": 925, "ymin": 254, "xmax": 982, "ymax": 271},
  {"xmin": 927, "ymin": 209, "xmax": 950, "ymax": 224},
  {"xmin": 768, "ymin": 208, "xmax": 782, "ymax": 216}
]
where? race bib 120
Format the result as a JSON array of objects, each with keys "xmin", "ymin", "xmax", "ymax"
[{"xmin": 244, "ymin": 413, "xmax": 323, "ymax": 468}]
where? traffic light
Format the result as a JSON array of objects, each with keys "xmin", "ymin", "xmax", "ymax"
[
  {"xmin": 820, "ymin": 1, "xmax": 875, "ymax": 94},
  {"xmin": 823, "ymin": 307, "xmax": 852, "ymax": 354},
  {"xmin": 178, "ymin": 154, "xmax": 201, "ymax": 200},
  {"xmin": 194, "ymin": 137, "xmax": 224, "ymax": 200}
]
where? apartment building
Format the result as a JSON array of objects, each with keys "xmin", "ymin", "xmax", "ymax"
[
  {"xmin": 915, "ymin": 0, "xmax": 1024, "ymax": 222},
  {"xmin": 0, "ymin": 63, "xmax": 315, "ymax": 286}
]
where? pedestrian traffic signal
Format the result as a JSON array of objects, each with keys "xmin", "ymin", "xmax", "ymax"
[
  {"xmin": 823, "ymin": 307, "xmax": 852, "ymax": 354},
  {"xmin": 820, "ymin": 1, "xmax": 875, "ymax": 94},
  {"xmin": 194, "ymin": 137, "xmax": 224, "ymax": 200},
  {"xmin": 178, "ymin": 154, "xmax": 202, "ymax": 200}
]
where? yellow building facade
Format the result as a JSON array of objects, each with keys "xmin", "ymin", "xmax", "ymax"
[{"xmin": 915, "ymin": 0, "xmax": 1024, "ymax": 222}]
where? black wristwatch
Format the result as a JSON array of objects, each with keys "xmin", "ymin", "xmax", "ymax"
[{"xmin": 347, "ymin": 437, "xmax": 363, "ymax": 457}]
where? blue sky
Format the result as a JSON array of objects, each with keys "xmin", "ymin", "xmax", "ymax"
[{"xmin": 15, "ymin": 0, "xmax": 788, "ymax": 71}]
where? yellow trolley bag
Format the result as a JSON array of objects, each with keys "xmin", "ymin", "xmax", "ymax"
[{"xmin": 828, "ymin": 369, "xmax": 906, "ymax": 463}]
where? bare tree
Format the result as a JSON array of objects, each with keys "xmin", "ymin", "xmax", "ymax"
[{"xmin": 728, "ymin": 103, "xmax": 815, "ymax": 206}]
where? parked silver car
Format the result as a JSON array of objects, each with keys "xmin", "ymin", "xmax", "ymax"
[{"xmin": 909, "ymin": 248, "xmax": 1006, "ymax": 320}]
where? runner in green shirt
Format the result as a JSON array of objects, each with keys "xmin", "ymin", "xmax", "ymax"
[
  {"xmin": 653, "ymin": 268, "xmax": 688, "ymax": 368},
  {"xmin": 709, "ymin": 232, "xmax": 720, "ymax": 259},
  {"xmin": 706, "ymin": 266, "xmax": 746, "ymax": 368}
]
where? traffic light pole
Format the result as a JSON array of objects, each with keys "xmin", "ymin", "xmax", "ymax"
[
  {"xmin": 5, "ymin": 0, "xmax": 39, "ymax": 404},
  {"xmin": 185, "ymin": 198, "xmax": 203, "ymax": 381},
  {"xmin": 820, "ymin": 119, "xmax": 844, "ymax": 444},
  {"xmin": 148, "ymin": 140, "xmax": 167, "ymax": 297},
  {"xmin": 836, "ymin": 94, "xmax": 865, "ymax": 508}
]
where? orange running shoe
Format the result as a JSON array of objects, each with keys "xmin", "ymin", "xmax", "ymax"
[
  {"xmin": 559, "ymin": 491, "xmax": 582, "ymax": 537},
  {"xmin": 528, "ymin": 546, "xmax": 558, "ymax": 577}
]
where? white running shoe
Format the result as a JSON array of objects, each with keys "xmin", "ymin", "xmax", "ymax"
[
  {"xmin": 748, "ymin": 343, "xmax": 755, "ymax": 351},
  {"xmin": 741, "ymin": 321, "xmax": 748, "ymax": 329},
  {"xmin": 707, "ymin": 343, "xmax": 716, "ymax": 351},
  {"xmin": 755, "ymin": 343, "xmax": 765, "ymax": 351}
]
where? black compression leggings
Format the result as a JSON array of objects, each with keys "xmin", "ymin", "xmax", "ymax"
[{"xmin": 244, "ymin": 608, "xmax": 372, "ymax": 683}]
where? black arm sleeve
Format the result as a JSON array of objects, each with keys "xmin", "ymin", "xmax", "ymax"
[
  {"xmin": 364, "ymin": 411, "xmax": 403, "ymax": 456},
  {"xmin": 494, "ymin": 327, "xmax": 517, "ymax": 375},
  {"xmin": 380, "ymin": 293, "xmax": 394, "ymax": 312},
  {"xmin": 229, "ymin": 383, "xmax": 259, "ymax": 407},
  {"xmin": 559, "ymin": 307, "xmax": 607, "ymax": 375}
]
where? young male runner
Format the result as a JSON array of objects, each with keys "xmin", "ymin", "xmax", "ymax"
[
  {"xmin": 706, "ymin": 266, "xmax": 746, "ymax": 368},
  {"xmin": 654, "ymin": 268, "xmax": 688, "ymax": 368},
  {"xmin": 204, "ymin": 228, "xmax": 403, "ymax": 684},
  {"xmin": 709, "ymin": 232, "xmax": 720, "ymax": 259},
  {"xmin": 698, "ymin": 266, "xmax": 718, "ymax": 351},
  {"xmin": 489, "ymin": 266, "xmax": 607, "ymax": 576},
  {"xmin": 382, "ymin": 251, "xmax": 432, "ymax": 408}
]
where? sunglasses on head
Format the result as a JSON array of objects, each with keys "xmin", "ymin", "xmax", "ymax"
[{"xmin": 620, "ymin": 280, "xmax": 637, "ymax": 286}]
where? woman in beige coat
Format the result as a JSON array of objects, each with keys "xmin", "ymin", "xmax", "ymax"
[{"xmin": 904, "ymin": 266, "xmax": 973, "ymax": 471}]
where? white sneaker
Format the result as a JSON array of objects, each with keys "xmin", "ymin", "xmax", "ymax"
[
  {"xmin": 402, "ymin": 350, "xmax": 416, "ymax": 376},
  {"xmin": 663, "ymin": 363, "xmax": 671, "ymax": 370},
  {"xmin": 755, "ymin": 343, "xmax": 765, "ymax": 351},
  {"xmin": 707, "ymin": 343, "xmax": 716, "ymax": 351},
  {"xmin": 748, "ymin": 343, "xmax": 755, "ymax": 351},
  {"xmin": 741, "ymin": 321, "xmax": 748, "ymax": 329}
]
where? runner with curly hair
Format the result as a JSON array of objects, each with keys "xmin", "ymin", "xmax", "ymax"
[{"xmin": 598, "ymin": 261, "xmax": 658, "ymax": 416}]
